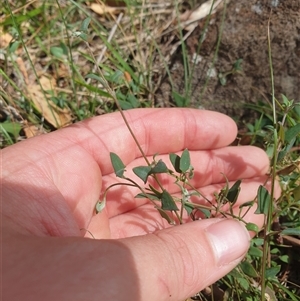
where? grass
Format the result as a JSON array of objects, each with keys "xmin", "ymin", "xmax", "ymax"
[{"xmin": 1, "ymin": 0, "xmax": 299, "ymax": 300}]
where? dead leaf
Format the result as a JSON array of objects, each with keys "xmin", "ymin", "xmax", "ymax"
[
  {"xmin": 56, "ymin": 63, "xmax": 70, "ymax": 78},
  {"xmin": 27, "ymin": 76, "xmax": 72, "ymax": 128},
  {"xmin": 0, "ymin": 28, "xmax": 13, "ymax": 48},
  {"xmin": 89, "ymin": 2, "xmax": 120, "ymax": 15},
  {"xmin": 181, "ymin": 0, "xmax": 224, "ymax": 31},
  {"xmin": 23, "ymin": 124, "xmax": 43, "ymax": 138},
  {"xmin": 16, "ymin": 57, "xmax": 29, "ymax": 85}
]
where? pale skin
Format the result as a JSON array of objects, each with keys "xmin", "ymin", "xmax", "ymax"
[{"xmin": 2, "ymin": 108, "xmax": 277, "ymax": 301}]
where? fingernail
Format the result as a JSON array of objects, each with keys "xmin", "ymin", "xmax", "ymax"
[{"xmin": 205, "ymin": 219, "xmax": 251, "ymax": 266}]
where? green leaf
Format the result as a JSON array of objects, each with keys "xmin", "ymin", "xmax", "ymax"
[
  {"xmin": 279, "ymin": 255, "xmax": 289, "ymax": 263},
  {"xmin": 78, "ymin": 32, "xmax": 88, "ymax": 41},
  {"xmin": 255, "ymin": 185, "xmax": 271, "ymax": 215},
  {"xmin": 285, "ymin": 123, "xmax": 300, "ymax": 143},
  {"xmin": 1, "ymin": 6, "xmax": 43, "ymax": 26},
  {"xmin": 265, "ymin": 266, "xmax": 281, "ymax": 279},
  {"xmin": 246, "ymin": 222, "xmax": 259, "ymax": 233},
  {"xmin": 226, "ymin": 179, "xmax": 241, "ymax": 204},
  {"xmin": 151, "ymin": 160, "xmax": 169, "ymax": 174},
  {"xmin": 281, "ymin": 94, "xmax": 292, "ymax": 107},
  {"xmin": 236, "ymin": 277, "xmax": 249, "ymax": 290},
  {"xmin": 239, "ymin": 200, "xmax": 255, "ymax": 209},
  {"xmin": 293, "ymin": 185, "xmax": 300, "ymax": 201},
  {"xmin": 119, "ymin": 99, "xmax": 135, "ymax": 110},
  {"xmin": 199, "ymin": 208, "xmax": 211, "ymax": 218},
  {"xmin": 169, "ymin": 153, "xmax": 181, "ymax": 173},
  {"xmin": 148, "ymin": 184, "xmax": 163, "ymax": 197},
  {"xmin": 110, "ymin": 152, "xmax": 126, "ymax": 178},
  {"xmin": 180, "ymin": 149, "xmax": 191, "ymax": 173},
  {"xmin": 133, "ymin": 166, "xmax": 151, "ymax": 183},
  {"xmin": 127, "ymin": 94, "xmax": 139, "ymax": 108},
  {"xmin": 0, "ymin": 122, "xmax": 22, "ymax": 138},
  {"xmin": 240, "ymin": 261, "xmax": 258, "ymax": 277},
  {"xmin": 135, "ymin": 193, "xmax": 160, "ymax": 201},
  {"xmin": 161, "ymin": 190, "xmax": 178, "ymax": 211},
  {"xmin": 80, "ymin": 17, "xmax": 91, "ymax": 32},
  {"xmin": 109, "ymin": 70, "xmax": 123, "ymax": 84},
  {"xmin": 9, "ymin": 41, "xmax": 21, "ymax": 53},
  {"xmin": 50, "ymin": 46, "xmax": 64, "ymax": 58},
  {"xmin": 156, "ymin": 207, "xmax": 176, "ymax": 225},
  {"xmin": 278, "ymin": 137, "xmax": 296, "ymax": 161},
  {"xmin": 183, "ymin": 203, "xmax": 194, "ymax": 215},
  {"xmin": 172, "ymin": 90, "xmax": 187, "ymax": 107},
  {"xmin": 280, "ymin": 228, "xmax": 300, "ymax": 236},
  {"xmin": 85, "ymin": 73, "xmax": 105, "ymax": 84},
  {"xmin": 248, "ymin": 246, "xmax": 263, "ymax": 257},
  {"xmin": 75, "ymin": 80, "xmax": 112, "ymax": 98}
]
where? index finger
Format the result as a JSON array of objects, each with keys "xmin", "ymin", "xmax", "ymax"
[{"xmin": 66, "ymin": 108, "xmax": 238, "ymax": 175}]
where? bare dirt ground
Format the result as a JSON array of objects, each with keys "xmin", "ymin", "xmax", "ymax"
[{"xmin": 156, "ymin": 0, "xmax": 300, "ymax": 124}]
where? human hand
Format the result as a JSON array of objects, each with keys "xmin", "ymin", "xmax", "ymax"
[{"xmin": 2, "ymin": 108, "xmax": 275, "ymax": 301}]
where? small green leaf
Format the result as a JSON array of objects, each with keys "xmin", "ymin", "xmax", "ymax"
[
  {"xmin": 180, "ymin": 149, "xmax": 191, "ymax": 173},
  {"xmin": 278, "ymin": 138, "xmax": 296, "ymax": 161},
  {"xmin": 285, "ymin": 123, "xmax": 300, "ymax": 143},
  {"xmin": 172, "ymin": 90, "xmax": 187, "ymax": 107},
  {"xmin": 246, "ymin": 222, "xmax": 259, "ymax": 233},
  {"xmin": 279, "ymin": 255, "xmax": 289, "ymax": 263},
  {"xmin": 161, "ymin": 190, "xmax": 178, "ymax": 211},
  {"xmin": 78, "ymin": 32, "xmax": 88, "ymax": 41},
  {"xmin": 151, "ymin": 160, "xmax": 169, "ymax": 174},
  {"xmin": 80, "ymin": 17, "xmax": 91, "ymax": 32},
  {"xmin": 236, "ymin": 277, "xmax": 249, "ymax": 290},
  {"xmin": 281, "ymin": 94, "xmax": 292, "ymax": 107},
  {"xmin": 280, "ymin": 228, "xmax": 300, "ymax": 236},
  {"xmin": 119, "ymin": 100, "xmax": 135, "ymax": 110},
  {"xmin": 127, "ymin": 94, "xmax": 139, "ymax": 108},
  {"xmin": 156, "ymin": 207, "xmax": 176, "ymax": 225},
  {"xmin": 219, "ymin": 74, "xmax": 227, "ymax": 86},
  {"xmin": 169, "ymin": 153, "xmax": 181, "ymax": 173},
  {"xmin": 292, "ymin": 185, "xmax": 300, "ymax": 201},
  {"xmin": 248, "ymin": 246, "xmax": 263, "ymax": 257},
  {"xmin": 0, "ymin": 122, "xmax": 22, "ymax": 138},
  {"xmin": 75, "ymin": 80, "xmax": 112, "ymax": 98},
  {"xmin": 226, "ymin": 179, "xmax": 241, "ymax": 204},
  {"xmin": 135, "ymin": 193, "xmax": 160, "ymax": 201},
  {"xmin": 233, "ymin": 58, "xmax": 243, "ymax": 71},
  {"xmin": 239, "ymin": 200, "xmax": 255, "ymax": 209},
  {"xmin": 265, "ymin": 266, "xmax": 281, "ymax": 279},
  {"xmin": 110, "ymin": 152, "xmax": 126, "ymax": 178},
  {"xmin": 133, "ymin": 166, "xmax": 151, "ymax": 183},
  {"xmin": 50, "ymin": 46, "xmax": 65, "ymax": 58},
  {"xmin": 199, "ymin": 208, "xmax": 211, "ymax": 218},
  {"xmin": 240, "ymin": 261, "xmax": 258, "ymax": 277},
  {"xmin": 85, "ymin": 73, "xmax": 105, "ymax": 84},
  {"xmin": 255, "ymin": 185, "xmax": 271, "ymax": 215},
  {"xmin": 183, "ymin": 203, "xmax": 194, "ymax": 215},
  {"xmin": 109, "ymin": 70, "xmax": 123, "ymax": 84},
  {"xmin": 148, "ymin": 184, "xmax": 163, "ymax": 197},
  {"xmin": 9, "ymin": 40, "xmax": 21, "ymax": 53}
]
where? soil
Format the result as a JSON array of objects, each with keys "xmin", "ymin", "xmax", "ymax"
[{"xmin": 156, "ymin": 0, "xmax": 300, "ymax": 124}]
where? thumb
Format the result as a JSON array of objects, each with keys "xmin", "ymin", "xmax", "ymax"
[
  {"xmin": 122, "ymin": 218, "xmax": 250, "ymax": 301},
  {"xmin": 4, "ymin": 219, "xmax": 250, "ymax": 301}
]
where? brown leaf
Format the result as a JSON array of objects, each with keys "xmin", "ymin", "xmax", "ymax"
[
  {"xmin": 27, "ymin": 76, "xmax": 72, "ymax": 128},
  {"xmin": 89, "ymin": 3, "xmax": 120, "ymax": 15},
  {"xmin": 23, "ymin": 124, "xmax": 43, "ymax": 138},
  {"xmin": 0, "ymin": 29, "xmax": 13, "ymax": 48}
]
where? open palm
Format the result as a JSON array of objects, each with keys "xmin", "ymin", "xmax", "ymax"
[{"xmin": 2, "ymin": 108, "xmax": 275, "ymax": 301}]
